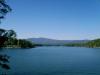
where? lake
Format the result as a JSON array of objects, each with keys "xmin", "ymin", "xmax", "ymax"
[{"xmin": 0, "ymin": 47, "xmax": 100, "ymax": 75}]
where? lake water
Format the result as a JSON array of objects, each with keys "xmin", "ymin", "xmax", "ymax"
[{"xmin": 0, "ymin": 47, "xmax": 100, "ymax": 75}]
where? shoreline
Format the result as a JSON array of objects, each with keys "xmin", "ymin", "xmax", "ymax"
[{"xmin": 1, "ymin": 45, "xmax": 100, "ymax": 49}]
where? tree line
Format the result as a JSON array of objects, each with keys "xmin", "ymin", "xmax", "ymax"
[
  {"xmin": 3, "ymin": 38, "xmax": 36, "ymax": 48},
  {"xmin": 65, "ymin": 39, "xmax": 100, "ymax": 48}
]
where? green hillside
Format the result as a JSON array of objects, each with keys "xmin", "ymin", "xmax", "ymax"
[{"xmin": 65, "ymin": 39, "xmax": 100, "ymax": 48}]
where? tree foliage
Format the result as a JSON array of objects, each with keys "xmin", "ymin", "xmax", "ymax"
[
  {"xmin": 85, "ymin": 39, "xmax": 100, "ymax": 48},
  {"xmin": 65, "ymin": 39, "xmax": 100, "ymax": 48},
  {"xmin": 4, "ymin": 38, "xmax": 36, "ymax": 48},
  {"xmin": 0, "ymin": 0, "xmax": 11, "ymax": 19},
  {"xmin": 0, "ymin": 0, "xmax": 12, "ymax": 71}
]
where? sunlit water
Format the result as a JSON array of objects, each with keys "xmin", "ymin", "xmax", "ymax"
[{"xmin": 0, "ymin": 47, "xmax": 100, "ymax": 75}]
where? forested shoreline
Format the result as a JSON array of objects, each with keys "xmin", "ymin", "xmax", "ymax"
[
  {"xmin": 2, "ymin": 38, "xmax": 36, "ymax": 48},
  {"xmin": 65, "ymin": 39, "xmax": 100, "ymax": 48}
]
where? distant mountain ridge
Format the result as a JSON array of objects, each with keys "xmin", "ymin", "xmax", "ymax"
[{"xmin": 27, "ymin": 38, "xmax": 90, "ymax": 45}]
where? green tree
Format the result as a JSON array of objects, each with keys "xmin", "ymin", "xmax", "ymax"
[
  {"xmin": 0, "ymin": 0, "xmax": 12, "ymax": 72},
  {"xmin": 0, "ymin": 0, "xmax": 11, "ymax": 19}
]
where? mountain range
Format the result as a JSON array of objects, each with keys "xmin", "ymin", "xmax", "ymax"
[{"xmin": 27, "ymin": 38, "xmax": 89, "ymax": 45}]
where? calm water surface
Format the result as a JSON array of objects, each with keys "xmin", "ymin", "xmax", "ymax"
[{"xmin": 0, "ymin": 47, "xmax": 100, "ymax": 75}]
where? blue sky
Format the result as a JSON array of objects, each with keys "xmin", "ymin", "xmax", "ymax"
[{"xmin": 1, "ymin": 0, "xmax": 100, "ymax": 40}]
